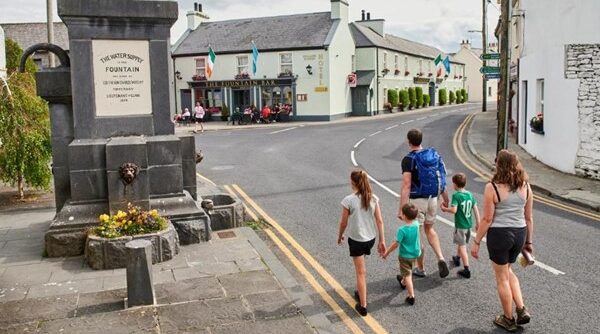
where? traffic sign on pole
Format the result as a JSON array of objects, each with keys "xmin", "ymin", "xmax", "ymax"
[
  {"xmin": 484, "ymin": 73, "xmax": 501, "ymax": 80},
  {"xmin": 480, "ymin": 66, "xmax": 500, "ymax": 74},
  {"xmin": 480, "ymin": 53, "xmax": 501, "ymax": 60}
]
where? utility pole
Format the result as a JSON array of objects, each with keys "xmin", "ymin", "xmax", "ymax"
[
  {"xmin": 482, "ymin": 0, "xmax": 487, "ymax": 112},
  {"xmin": 47, "ymin": 0, "xmax": 55, "ymax": 67},
  {"xmin": 497, "ymin": 0, "xmax": 511, "ymax": 153}
]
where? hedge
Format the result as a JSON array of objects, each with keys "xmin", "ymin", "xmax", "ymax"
[
  {"xmin": 388, "ymin": 89, "xmax": 399, "ymax": 108},
  {"xmin": 449, "ymin": 90, "xmax": 456, "ymax": 104},
  {"xmin": 408, "ymin": 87, "xmax": 416, "ymax": 110},
  {"xmin": 439, "ymin": 88, "xmax": 448, "ymax": 106},
  {"xmin": 415, "ymin": 87, "xmax": 424, "ymax": 109},
  {"xmin": 423, "ymin": 94, "xmax": 430, "ymax": 108}
]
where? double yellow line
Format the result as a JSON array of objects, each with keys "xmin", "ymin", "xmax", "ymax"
[
  {"xmin": 453, "ymin": 114, "xmax": 600, "ymax": 222},
  {"xmin": 223, "ymin": 184, "xmax": 388, "ymax": 334}
]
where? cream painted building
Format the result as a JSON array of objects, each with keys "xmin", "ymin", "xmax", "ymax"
[
  {"xmin": 452, "ymin": 40, "xmax": 498, "ymax": 102},
  {"xmin": 0, "ymin": 26, "xmax": 6, "ymax": 79}
]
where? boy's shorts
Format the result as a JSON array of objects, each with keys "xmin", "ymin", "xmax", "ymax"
[
  {"xmin": 348, "ymin": 238, "xmax": 375, "ymax": 257},
  {"xmin": 398, "ymin": 257, "xmax": 416, "ymax": 277},
  {"xmin": 453, "ymin": 228, "xmax": 471, "ymax": 246}
]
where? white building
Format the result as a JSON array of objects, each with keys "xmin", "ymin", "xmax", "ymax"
[
  {"xmin": 0, "ymin": 22, "xmax": 69, "ymax": 69},
  {"xmin": 452, "ymin": 40, "xmax": 498, "ymax": 102},
  {"xmin": 0, "ymin": 26, "xmax": 6, "ymax": 79},
  {"xmin": 517, "ymin": 0, "xmax": 600, "ymax": 179},
  {"xmin": 172, "ymin": 1, "xmax": 465, "ymax": 120}
]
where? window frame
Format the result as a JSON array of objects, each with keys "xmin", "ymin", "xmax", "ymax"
[
  {"xmin": 279, "ymin": 52, "xmax": 293, "ymax": 75},
  {"xmin": 236, "ymin": 55, "xmax": 249, "ymax": 75},
  {"xmin": 195, "ymin": 57, "xmax": 206, "ymax": 76}
]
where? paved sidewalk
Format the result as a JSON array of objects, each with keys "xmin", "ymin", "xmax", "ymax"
[
  {"xmin": 0, "ymin": 208, "xmax": 333, "ymax": 333},
  {"xmin": 467, "ymin": 110, "xmax": 600, "ymax": 211}
]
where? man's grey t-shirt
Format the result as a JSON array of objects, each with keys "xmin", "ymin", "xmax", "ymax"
[{"xmin": 341, "ymin": 193, "xmax": 379, "ymax": 242}]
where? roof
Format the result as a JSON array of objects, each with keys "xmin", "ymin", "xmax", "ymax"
[
  {"xmin": 350, "ymin": 23, "xmax": 464, "ymax": 64},
  {"xmin": 173, "ymin": 12, "xmax": 334, "ymax": 56},
  {"xmin": 0, "ymin": 22, "xmax": 69, "ymax": 51},
  {"xmin": 355, "ymin": 70, "xmax": 375, "ymax": 86}
]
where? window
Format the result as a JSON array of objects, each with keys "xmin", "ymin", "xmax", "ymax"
[
  {"xmin": 394, "ymin": 54, "xmax": 399, "ymax": 70},
  {"xmin": 280, "ymin": 53, "xmax": 293, "ymax": 74},
  {"xmin": 488, "ymin": 86, "xmax": 492, "ymax": 97},
  {"xmin": 237, "ymin": 55, "xmax": 249, "ymax": 74},
  {"xmin": 383, "ymin": 52, "xmax": 388, "ymax": 69},
  {"xmin": 195, "ymin": 58, "xmax": 206, "ymax": 76},
  {"xmin": 404, "ymin": 56, "xmax": 408, "ymax": 72},
  {"xmin": 537, "ymin": 79, "xmax": 544, "ymax": 115}
]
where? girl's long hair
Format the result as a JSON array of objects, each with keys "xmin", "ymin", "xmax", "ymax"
[
  {"xmin": 492, "ymin": 150, "xmax": 528, "ymax": 192},
  {"xmin": 351, "ymin": 170, "xmax": 373, "ymax": 210}
]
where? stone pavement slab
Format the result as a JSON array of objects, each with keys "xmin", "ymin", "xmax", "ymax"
[
  {"xmin": 154, "ymin": 276, "xmax": 224, "ymax": 304},
  {"xmin": 467, "ymin": 110, "xmax": 600, "ymax": 211},
  {"xmin": 37, "ymin": 307, "xmax": 157, "ymax": 334},
  {"xmin": 211, "ymin": 315, "xmax": 316, "ymax": 334}
]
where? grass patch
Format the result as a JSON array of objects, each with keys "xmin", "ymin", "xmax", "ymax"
[{"xmin": 246, "ymin": 219, "xmax": 267, "ymax": 230}]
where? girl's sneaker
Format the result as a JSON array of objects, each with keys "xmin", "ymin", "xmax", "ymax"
[
  {"xmin": 516, "ymin": 306, "xmax": 531, "ymax": 325},
  {"xmin": 494, "ymin": 315, "xmax": 517, "ymax": 332},
  {"xmin": 354, "ymin": 303, "xmax": 368, "ymax": 316},
  {"xmin": 405, "ymin": 296, "xmax": 415, "ymax": 305},
  {"xmin": 452, "ymin": 256, "xmax": 461, "ymax": 267}
]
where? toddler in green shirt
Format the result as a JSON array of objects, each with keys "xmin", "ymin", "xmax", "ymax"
[{"xmin": 441, "ymin": 173, "xmax": 480, "ymax": 278}]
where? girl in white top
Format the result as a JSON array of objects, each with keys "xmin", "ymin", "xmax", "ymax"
[
  {"xmin": 193, "ymin": 102, "xmax": 205, "ymax": 133},
  {"xmin": 337, "ymin": 170, "xmax": 385, "ymax": 317}
]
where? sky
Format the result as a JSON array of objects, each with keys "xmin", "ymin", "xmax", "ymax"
[{"xmin": 0, "ymin": 0, "xmax": 499, "ymax": 53}]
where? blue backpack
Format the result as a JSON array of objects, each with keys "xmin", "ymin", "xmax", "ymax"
[{"xmin": 408, "ymin": 148, "xmax": 447, "ymax": 197}]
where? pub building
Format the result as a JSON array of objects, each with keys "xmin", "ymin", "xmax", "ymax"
[{"xmin": 172, "ymin": 1, "xmax": 465, "ymax": 120}]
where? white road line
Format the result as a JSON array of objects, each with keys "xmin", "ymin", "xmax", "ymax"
[
  {"xmin": 354, "ymin": 138, "xmax": 366, "ymax": 149},
  {"xmin": 401, "ymin": 120, "xmax": 414, "ymax": 124},
  {"xmin": 385, "ymin": 124, "xmax": 399, "ymax": 131},
  {"xmin": 270, "ymin": 127, "xmax": 298, "ymax": 134},
  {"xmin": 350, "ymin": 151, "xmax": 358, "ymax": 167},
  {"xmin": 357, "ymin": 164, "xmax": 565, "ymax": 276},
  {"xmin": 369, "ymin": 131, "xmax": 382, "ymax": 137},
  {"xmin": 416, "ymin": 117, "xmax": 427, "ymax": 121}
]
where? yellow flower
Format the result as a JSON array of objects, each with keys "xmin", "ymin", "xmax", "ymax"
[
  {"xmin": 116, "ymin": 210, "xmax": 127, "ymax": 219},
  {"xmin": 99, "ymin": 214, "xmax": 110, "ymax": 223}
]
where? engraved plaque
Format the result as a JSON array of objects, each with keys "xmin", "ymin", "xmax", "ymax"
[{"xmin": 92, "ymin": 40, "xmax": 152, "ymax": 116}]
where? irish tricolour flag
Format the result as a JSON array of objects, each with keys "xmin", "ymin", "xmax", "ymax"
[{"xmin": 207, "ymin": 46, "xmax": 216, "ymax": 78}]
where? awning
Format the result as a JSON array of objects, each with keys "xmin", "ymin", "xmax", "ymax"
[{"xmin": 355, "ymin": 70, "xmax": 375, "ymax": 86}]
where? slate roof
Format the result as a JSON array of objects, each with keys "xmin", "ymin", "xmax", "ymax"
[
  {"xmin": 350, "ymin": 23, "xmax": 464, "ymax": 64},
  {"xmin": 0, "ymin": 22, "xmax": 69, "ymax": 51},
  {"xmin": 173, "ymin": 12, "xmax": 334, "ymax": 56}
]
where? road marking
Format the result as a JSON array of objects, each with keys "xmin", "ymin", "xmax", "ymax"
[
  {"xmin": 401, "ymin": 120, "xmax": 414, "ymax": 124},
  {"xmin": 369, "ymin": 131, "xmax": 382, "ymax": 137},
  {"xmin": 196, "ymin": 173, "xmax": 216, "ymax": 186},
  {"xmin": 270, "ymin": 127, "xmax": 298, "ymax": 134},
  {"xmin": 385, "ymin": 124, "xmax": 399, "ymax": 131},
  {"xmin": 354, "ymin": 138, "xmax": 366, "ymax": 149},
  {"xmin": 224, "ymin": 185, "xmax": 260, "ymax": 221},
  {"xmin": 232, "ymin": 184, "xmax": 388, "ymax": 334},
  {"xmin": 351, "ymin": 151, "xmax": 358, "ymax": 167},
  {"xmin": 416, "ymin": 117, "xmax": 427, "ymax": 121}
]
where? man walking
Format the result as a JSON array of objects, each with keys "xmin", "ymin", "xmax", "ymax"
[{"xmin": 399, "ymin": 128, "xmax": 450, "ymax": 278}]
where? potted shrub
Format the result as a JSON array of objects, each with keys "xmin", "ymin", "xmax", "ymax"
[
  {"xmin": 221, "ymin": 104, "xmax": 230, "ymax": 121},
  {"xmin": 449, "ymin": 90, "xmax": 456, "ymax": 104},
  {"xmin": 399, "ymin": 89, "xmax": 409, "ymax": 111},
  {"xmin": 530, "ymin": 113, "xmax": 544, "ymax": 133},
  {"xmin": 423, "ymin": 94, "xmax": 430, "ymax": 108},
  {"xmin": 387, "ymin": 89, "xmax": 399, "ymax": 112},
  {"xmin": 408, "ymin": 87, "xmax": 416, "ymax": 110},
  {"xmin": 439, "ymin": 88, "xmax": 448, "ymax": 105},
  {"xmin": 415, "ymin": 87, "xmax": 423, "ymax": 109}
]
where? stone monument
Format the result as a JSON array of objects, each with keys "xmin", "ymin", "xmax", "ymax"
[{"xmin": 24, "ymin": 0, "xmax": 211, "ymax": 257}]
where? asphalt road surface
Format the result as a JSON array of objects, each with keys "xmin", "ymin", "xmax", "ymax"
[{"xmin": 195, "ymin": 104, "xmax": 600, "ymax": 334}]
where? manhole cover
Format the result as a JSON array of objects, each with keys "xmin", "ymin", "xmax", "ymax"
[{"xmin": 216, "ymin": 231, "xmax": 236, "ymax": 239}]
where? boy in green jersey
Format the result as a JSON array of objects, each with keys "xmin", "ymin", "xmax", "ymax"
[{"xmin": 441, "ymin": 173, "xmax": 480, "ymax": 278}]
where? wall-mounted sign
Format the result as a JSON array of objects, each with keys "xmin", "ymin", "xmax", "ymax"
[
  {"xmin": 303, "ymin": 55, "xmax": 317, "ymax": 61},
  {"xmin": 347, "ymin": 73, "xmax": 357, "ymax": 87},
  {"xmin": 92, "ymin": 40, "xmax": 152, "ymax": 117},
  {"xmin": 297, "ymin": 93, "xmax": 308, "ymax": 101},
  {"xmin": 189, "ymin": 78, "xmax": 294, "ymax": 88},
  {"xmin": 314, "ymin": 86, "xmax": 328, "ymax": 92}
]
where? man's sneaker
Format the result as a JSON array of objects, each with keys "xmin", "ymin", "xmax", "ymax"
[
  {"xmin": 457, "ymin": 268, "xmax": 471, "ymax": 279},
  {"xmin": 354, "ymin": 303, "xmax": 368, "ymax": 316},
  {"xmin": 452, "ymin": 256, "xmax": 461, "ymax": 267},
  {"xmin": 494, "ymin": 314, "xmax": 517, "ymax": 332},
  {"xmin": 412, "ymin": 268, "xmax": 427, "ymax": 277},
  {"xmin": 405, "ymin": 296, "xmax": 415, "ymax": 305},
  {"xmin": 396, "ymin": 275, "xmax": 406, "ymax": 290},
  {"xmin": 516, "ymin": 305, "xmax": 531, "ymax": 325},
  {"xmin": 438, "ymin": 260, "xmax": 450, "ymax": 278}
]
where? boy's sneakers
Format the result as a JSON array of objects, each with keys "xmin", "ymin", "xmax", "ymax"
[
  {"xmin": 494, "ymin": 315, "xmax": 517, "ymax": 332},
  {"xmin": 396, "ymin": 275, "xmax": 406, "ymax": 290},
  {"xmin": 405, "ymin": 296, "xmax": 415, "ymax": 305},
  {"xmin": 516, "ymin": 305, "xmax": 531, "ymax": 325},
  {"xmin": 412, "ymin": 268, "xmax": 427, "ymax": 277},
  {"xmin": 457, "ymin": 268, "xmax": 471, "ymax": 279},
  {"xmin": 438, "ymin": 260, "xmax": 450, "ymax": 278},
  {"xmin": 354, "ymin": 303, "xmax": 368, "ymax": 317},
  {"xmin": 452, "ymin": 256, "xmax": 461, "ymax": 267}
]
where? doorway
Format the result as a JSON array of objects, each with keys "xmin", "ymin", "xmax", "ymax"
[
  {"xmin": 351, "ymin": 87, "xmax": 369, "ymax": 116},
  {"xmin": 180, "ymin": 89, "xmax": 192, "ymax": 114},
  {"xmin": 232, "ymin": 89, "xmax": 251, "ymax": 113},
  {"xmin": 428, "ymin": 82, "xmax": 436, "ymax": 106}
]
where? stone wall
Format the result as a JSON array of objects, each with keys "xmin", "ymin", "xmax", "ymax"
[{"xmin": 565, "ymin": 44, "xmax": 600, "ymax": 180}]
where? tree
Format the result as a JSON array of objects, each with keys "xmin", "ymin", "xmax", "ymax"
[
  {"xmin": 415, "ymin": 87, "xmax": 423, "ymax": 109},
  {"xmin": 408, "ymin": 87, "xmax": 416, "ymax": 110},
  {"xmin": 0, "ymin": 38, "xmax": 52, "ymax": 199}
]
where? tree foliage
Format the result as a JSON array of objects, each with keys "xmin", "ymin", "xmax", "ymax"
[
  {"xmin": 408, "ymin": 87, "xmax": 416, "ymax": 110},
  {"xmin": 0, "ymin": 38, "xmax": 52, "ymax": 198},
  {"xmin": 399, "ymin": 89, "xmax": 409, "ymax": 111},
  {"xmin": 415, "ymin": 87, "xmax": 423, "ymax": 109},
  {"xmin": 449, "ymin": 90, "xmax": 456, "ymax": 104},
  {"xmin": 387, "ymin": 89, "xmax": 399, "ymax": 108},
  {"xmin": 423, "ymin": 94, "xmax": 430, "ymax": 108},
  {"xmin": 439, "ymin": 88, "xmax": 448, "ymax": 105}
]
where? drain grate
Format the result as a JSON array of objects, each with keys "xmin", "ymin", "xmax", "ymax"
[{"xmin": 216, "ymin": 231, "xmax": 236, "ymax": 239}]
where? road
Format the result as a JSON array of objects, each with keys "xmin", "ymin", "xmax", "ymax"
[{"xmin": 195, "ymin": 105, "xmax": 600, "ymax": 334}]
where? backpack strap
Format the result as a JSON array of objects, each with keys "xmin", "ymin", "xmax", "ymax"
[{"xmin": 491, "ymin": 182, "xmax": 501, "ymax": 202}]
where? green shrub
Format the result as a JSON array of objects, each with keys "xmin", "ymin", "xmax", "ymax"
[
  {"xmin": 387, "ymin": 89, "xmax": 399, "ymax": 108},
  {"xmin": 439, "ymin": 88, "xmax": 448, "ymax": 106},
  {"xmin": 399, "ymin": 89, "xmax": 409, "ymax": 111},
  {"xmin": 408, "ymin": 87, "xmax": 416, "ymax": 110},
  {"xmin": 456, "ymin": 90, "xmax": 462, "ymax": 103},
  {"xmin": 449, "ymin": 90, "xmax": 456, "ymax": 104},
  {"xmin": 221, "ymin": 104, "xmax": 230, "ymax": 121},
  {"xmin": 461, "ymin": 89, "xmax": 468, "ymax": 102},
  {"xmin": 423, "ymin": 94, "xmax": 430, "ymax": 107},
  {"xmin": 415, "ymin": 87, "xmax": 423, "ymax": 109}
]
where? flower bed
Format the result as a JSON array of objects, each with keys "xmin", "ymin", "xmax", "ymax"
[{"xmin": 93, "ymin": 204, "xmax": 168, "ymax": 239}]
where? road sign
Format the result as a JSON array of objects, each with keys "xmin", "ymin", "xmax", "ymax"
[
  {"xmin": 480, "ymin": 53, "xmax": 501, "ymax": 60},
  {"xmin": 484, "ymin": 73, "xmax": 501, "ymax": 80},
  {"xmin": 480, "ymin": 66, "xmax": 500, "ymax": 74}
]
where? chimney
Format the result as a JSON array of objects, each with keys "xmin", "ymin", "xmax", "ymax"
[
  {"xmin": 356, "ymin": 12, "xmax": 385, "ymax": 36},
  {"xmin": 361, "ymin": 10, "xmax": 365, "ymax": 21},
  {"xmin": 366, "ymin": 12, "xmax": 371, "ymax": 20},
  {"xmin": 187, "ymin": 2, "xmax": 209, "ymax": 31},
  {"xmin": 461, "ymin": 39, "xmax": 471, "ymax": 50},
  {"xmin": 331, "ymin": 0, "xmax": 349, "ymax": 22}
]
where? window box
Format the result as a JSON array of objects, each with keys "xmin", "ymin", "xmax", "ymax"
[
  {"xmin": 394, "ymin": 69, "xmax": 401, "ymax": 75},
  {"xmin": 428, "ymin": 72, "xmax": 433, "ymax": 77},
  {"xmin": 235, "ymin": 73, "xmax": 250, "ymax": 80},
  {"xmin": 405, "ymin": 71, "xmax": 410, "ymax": 76},
  {"xmin": 278, "ymin": 71, "xmax": 294, "ymax": 78},
  {"xmin": 381, "ymin": 68, "xmax": 390, "ymax": 76},
  {"xmin": 192, "ymin": 74, "xmax": 207, "ymax": 81}
]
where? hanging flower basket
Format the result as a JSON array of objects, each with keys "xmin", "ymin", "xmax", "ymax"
[{"xmin": 530, "ymin": 113, "xmax": 544, "ymax": 134}]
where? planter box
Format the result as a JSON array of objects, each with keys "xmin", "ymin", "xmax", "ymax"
[
  {"xmin": 201, "ymin": 194, "xmax": 245, "ymax": 231},
  {"xmin": 85, "ymin": 222, "xmax": 180, "ymax": 270}
]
